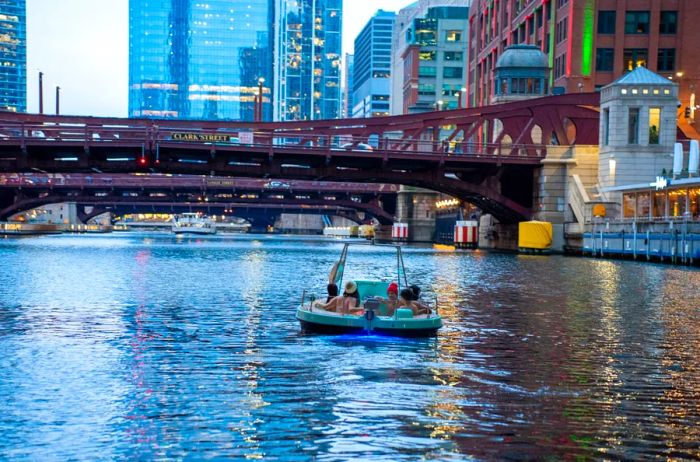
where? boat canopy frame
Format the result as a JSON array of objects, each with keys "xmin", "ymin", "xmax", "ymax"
[{"xmin": 332, "ymin": 242, "xmax": 409, "ymax": 293}]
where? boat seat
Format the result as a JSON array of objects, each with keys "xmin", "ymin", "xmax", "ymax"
[{"xmin": 395, "ymin": 307, "xmax": 414, "ymax": 319}]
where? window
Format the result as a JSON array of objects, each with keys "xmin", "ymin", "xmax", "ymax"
[
  {"xmin": 445, "ymin": 30, "xmax": 462, "ymax": 42},
  {"xmin": 443, "ymin": 51, "xmax": 463, "ymax": 61},
  {"xmin": 598, "ymin": 11, "xmax": 616, "ymax": 34},
  {"xmin": 623, "ymin": 48, "xmax": 647, "ymax": 71},
  {"xmin": 625, "ymin": 11, "xmax": 650, "ymax": 34},
  {"xmin": 556, "ymin": 18, "xmax": 568, "ymax": 43},
  {"xmin": 657, "ymin": 49, "xmax": 676, "ymax": 72},
  {"xmin": 649, "ymin": 107, "xmax": 660, "ymax": 144},
  {"xmin": 628, "ymin": 107, "xmax": 640, "ymax": 144},
  {"xmin": 443, "ymin": 67, "xmax": 463, "ymax": 79},
  {"xmin": 596, "ymin": 48, "xmax": 614, "ymax": 71},
  {"xmin": 418, "ymin": 83, "xmax": 435, "ymax": 95},
  {"xmin": 419, "ymin": 50, "xmax": 435, "ymax": 60},
  {"xmin": 603, "ymin": 108, "xmax": 610, "ymax": 145},
  {"xmin": 554, "ymin": 53, "xmax": 567, "ymax": 79},
  {"xmin": 659, "ymin": 11, "xmax": 678, "ymax": 34},
  {"xmin": 418, "ymin": 66, "xmax": 436, "ymax": 77}
]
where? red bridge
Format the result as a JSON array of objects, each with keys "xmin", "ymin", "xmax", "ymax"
[
  {"xmin": 0, "ymin": 93, "xmax": 600, "ymax": 223},
  {"xmin": 0, "ymin": 173, "xmax": 398, "ymax": 224}
]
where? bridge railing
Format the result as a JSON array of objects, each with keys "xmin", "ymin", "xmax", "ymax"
[
  {"xmin": 0, "ymin": 120, "xmax": 548, "ymax": 160},
  {"xmin": 0, "ymin": 172, "xmax": 400, "ymax": 193}
]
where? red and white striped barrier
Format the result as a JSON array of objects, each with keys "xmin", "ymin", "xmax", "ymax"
[
  {"xmin": 391, "ymin": 223, "xmax": 408, "ymax": 241},
  {"xmin": 454, "ymin": 220, "xmax": 478, "ymax": 248}
]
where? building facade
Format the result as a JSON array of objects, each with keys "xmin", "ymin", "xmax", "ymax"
[
  {"xmin": 129, "ymin": 0, "xmax": 274, "ymax": 121},
  {"xmin": 274, "ymin": 0, "xmax": 342, "ymax": 121},
  {"xmin": 390, "ymin": 0, "xmax": 470, "ymax": 115},
  {"xmin": 343, "ymin": 53, "xmax": 354, "ymax": 118},
  {"xmin": 0, "ymin": 0, "xmax": 26, "ymax": 112},
  {"xmin": 351, "ymin": 10, "xmax": 395, "ymax": 118},
  {"xmin": 467, "ymin": 0, "xmax": 700, "ymax": 135},
  {"xmin": 400, "ymin": 6, "xmax": 470, "ymax": 114}
]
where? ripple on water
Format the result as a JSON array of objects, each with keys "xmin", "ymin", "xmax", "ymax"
[{"xmin": 0, "ymin": 234, "xmax": 699, "ymax": 460}]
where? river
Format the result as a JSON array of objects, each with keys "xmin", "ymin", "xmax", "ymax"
[{"xmin": 0, "ymin": 233, "xmax": 699, "ymax": 460}]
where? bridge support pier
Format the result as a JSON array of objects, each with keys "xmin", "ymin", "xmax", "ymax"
[
  {"xmin": 534, "ymin": 145, "xmax": 600, "ymax": 251},
  {"xmin": 395, "ymin": 187, "xmax": 438, "ymax": 243}
]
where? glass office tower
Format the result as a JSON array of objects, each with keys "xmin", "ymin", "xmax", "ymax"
[
  {"xmin": 275, "ymin": 0, "xmax": 342, "ymax": 121},
  {"xmin": 129, "ymin": 0, "xmax": 274, "ymax": 120},
  {"xmin": 0, "ymin": 0, "xmax": 26, "ymax": 112},
  {"xmin": 351, "ymin": 10, "xmax": 395, "ymax": 118}
]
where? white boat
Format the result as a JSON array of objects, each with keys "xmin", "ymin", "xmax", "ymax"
[{"xmin": 171, "ymin": 213, "xmax": 217, "ymax": 235}]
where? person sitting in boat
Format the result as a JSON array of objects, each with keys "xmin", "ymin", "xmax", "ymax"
[
  {"xmin": 313, "ymin": 280, "xmax": 361, "ymax": 315},
  {"xmin": 378, "ymin": 282, "xmax": 401, "ymax": 316},
  {"xmin": 408, "ymin": 284, "xmax": 432, "ymax": 314},
  {"xmin": 342, "ymin": 280, "xmax": 362, "ymax": 314},
  {"xmin": 326, "ymin": 283, "xmax": 338, "ymax": 303},
  {"xmin": 399, "ymin": 288, "xmax": 432, "ymax": 316}
]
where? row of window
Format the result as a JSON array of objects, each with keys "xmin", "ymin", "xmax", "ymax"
[
  {"xmin": 598, "ymin": 10, "xmax": 677, "ymax": 35},
  {"xmin": 602, "ymin": 107, "xmax": 661, "ymax": 146},
  {"xmin": 418, "ymin": 66, "xmax": 463, "ymax": 79},
  {"xmin": 623, "ymin": 188, "xmax": 700, "ymax": 220},
  {"xmin": 595, "ymin": 48, "xmax": 676, "ymax": 72},
  {"xmin": 418, "ymin": 83, "xmax": 466, "ymax": 96},
  {"xmin": 419, "ymin": 51, "xmax": 464, "ymax": 62}
]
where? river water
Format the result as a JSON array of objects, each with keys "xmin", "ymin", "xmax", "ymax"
[{"xmin": 0, "ymin": 233, "xmax": 699, "ymax": 461}]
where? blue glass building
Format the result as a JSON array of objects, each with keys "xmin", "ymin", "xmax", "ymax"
[
  {"xmin": 0, "ymin": 0, "xmax": 26, "ymax": 112},
  {"xmin": 275, "ymin": 0, "xmax": 342, "ymax": 121},
  {"xmin": 351, "ymin": 9, "xmax": 394, "ymax": 118},
  {"xmin": 129, "ymin": 0, "xmax": 274, "ymax": 120}
]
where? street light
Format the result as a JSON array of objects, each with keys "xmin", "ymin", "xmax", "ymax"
[
  {"xmin": 459, "ymin": 87, "xmax": 466, "ymax": 108},
  {"xmin": 436, "ymin": 99, "xmax": 444, "ymax": 111},
  {"xmin": 55, "ymin": 86, "xmax": 60, "ymax": 115},
  {"xmin": 38, "ymin": 71, "xmax": 44, "ymax": 114},
  {"xmin": 255, "ymin": 77, "xmax": 266, "ymax": 122}
]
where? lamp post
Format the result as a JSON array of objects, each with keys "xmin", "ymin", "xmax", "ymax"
[
  {"xmin": 55, "ymin": 86, "xmax": 60, "ymax": 115},
  {"xmin": 256, "ymin": 77, "xmax": 265, "ymax": 122},
  {"xmin": 38, "ymin": 71, "xmax": 44, "ymax": 114},
  {"xmin": 436, "ymin": 99, "xmax": 444, "ymax": 111},
  {"xmin": 459, "ymin": 87, "xmax": 466, "ymax": 108}
]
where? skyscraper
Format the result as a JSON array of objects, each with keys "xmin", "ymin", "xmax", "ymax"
[
  {"xmin": 0, "ymin": 0, "xmax": 26, "ymax": 112},
  {"xmin": 275, "ymin": 0, "xmax": 342, "ymax": 121},
  {"xmin": 390, "ymin": 0, "xmax": 469, "ymax": 115},
  {"xmin": 351, "ymin": 10, "xmax": 394, "ymax": 118},
  {"xmin": 129, "ymin": 0, "xmax": 274, "ymax": 121},
  {"xmin": 397, "ymin": 5, "xmax": 469, "ymax": 114},
  {"xmin": 343, "ymin": 53, "xmax": 354, "ymax": 118}
]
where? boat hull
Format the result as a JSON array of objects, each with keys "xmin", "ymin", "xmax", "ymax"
[
  {"xmin": 172, "ymin": 228, "xmax": 216, "ymax": 235},
  {"xmin": 296, "ymin": 307, "xmax": 442, "ymax": 337}
]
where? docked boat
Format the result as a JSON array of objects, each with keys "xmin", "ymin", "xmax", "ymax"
[
  {"xmin": 171, "ymin": 213, "xmax": 217, "ymax": 235},
  {"xmin": 296, "ymin": 243, "xmax": 443, "ymax": 337}
]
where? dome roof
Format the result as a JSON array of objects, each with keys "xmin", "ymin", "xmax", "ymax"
[{"xmin": 496, "ymin": 45, "xmax": 548, "ymax": 69}]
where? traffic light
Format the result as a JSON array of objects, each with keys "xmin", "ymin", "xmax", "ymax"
[{"xmin": 685, "ymin": 107, "xmax": 691, "ymax": 118}]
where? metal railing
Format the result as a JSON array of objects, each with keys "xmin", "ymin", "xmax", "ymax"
[{"xmin": 0, "ymin": 120, "xmax": 549, "ymax": 161}]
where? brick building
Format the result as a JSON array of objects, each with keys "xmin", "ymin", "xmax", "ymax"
[{"xmin": 467, "ymin": 0, "xmax": 700, "ymax": 136}]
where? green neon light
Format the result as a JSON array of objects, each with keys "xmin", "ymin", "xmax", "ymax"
[
  {"xmin": 581, "ymin": 0, "xmax": 595, "ymax": 76},
  {"xmin": 548, "ymin": 2, "xmax": 556, "ymax": 87}
]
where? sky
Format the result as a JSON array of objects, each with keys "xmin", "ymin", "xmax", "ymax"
[{"xmin": 26, "ymin": 0, "xmax": 414, "ymax": 117}]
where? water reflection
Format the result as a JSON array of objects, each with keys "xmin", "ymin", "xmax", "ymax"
[{"xmin": 0, "ymin": 234, "xmax": 698, "ymax": 460}]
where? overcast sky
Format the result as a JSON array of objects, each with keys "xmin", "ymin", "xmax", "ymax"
[{"xmin": 26, "ymin": 0, "xmax": 412, "ymax": 117}]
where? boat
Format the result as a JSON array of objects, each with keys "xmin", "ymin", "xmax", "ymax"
[
  {"xmin": 296, "ymin": 243, "xmax": 443, "ymax": 337},
  {"xmin": 171, "ymin": 213, "xmax": 217, "ymax": 235}
]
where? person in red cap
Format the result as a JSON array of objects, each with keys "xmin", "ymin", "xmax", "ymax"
[{"xmin": 379, "ymin": 282, "xmax": 401, "ymax": 316}]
